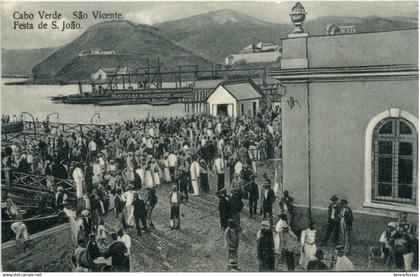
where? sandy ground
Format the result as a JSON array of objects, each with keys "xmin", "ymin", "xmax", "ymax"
[{"xmin": 99, "ymin": 164, "xmax": 375, "ymax": 272}]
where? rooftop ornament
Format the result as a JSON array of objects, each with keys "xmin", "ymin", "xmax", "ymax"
[{"xmin": 290, "ymin": 2, "xmax": 307, "ymax": 34}]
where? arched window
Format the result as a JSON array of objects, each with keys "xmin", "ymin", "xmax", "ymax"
[{"xmin": 372, "ymin": 117, "xmax": 417, "ymax": 204}]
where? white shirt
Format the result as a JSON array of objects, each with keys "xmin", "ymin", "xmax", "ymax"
[
  {"xmin": 168, "ymin": 154, "xmax": 177, "ymax": 167},
  {"xmin": 214, "ymin": 158, "xmax": 225, "ymax": 174},
  {"xmin": 122, "ymin": 191, "xmax": 135, "ymax": 207},
  {"xmin": 234, "ymin": 161, "xmax": 243, "ymax": 175},
  {"xmin": 335, "ymin": 255, "xmax": 355, "ymax": 271},
  {"xmin": 190, "ymin": 161, "xmax": 200, "ymax": 179},
  {"xmin": 118, "ymin": 234, "xmax": 132, "ymax": 254},
  {"xmin": 72, "ymin": 167, "xmax": 84, "ymax": 198},
  {"xmin": 171, "ymin": 192, "xmax": 179, "ymax": 203}
]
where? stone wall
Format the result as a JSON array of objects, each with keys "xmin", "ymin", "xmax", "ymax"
[{"xmin": 2, "ymin": 223, "xmax": 73, "ymax": 272}]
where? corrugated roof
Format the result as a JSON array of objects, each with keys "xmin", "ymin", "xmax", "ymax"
[
  {"xmin": 193, "ymin": 79, "xmax": 223, "ymax": 89},
  {"xmin": 223, "ymin": 82, "xmax": 262, "ymax": 101}
]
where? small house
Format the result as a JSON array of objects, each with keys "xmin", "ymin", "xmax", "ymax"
[{"xmin": 206, "ymin": 80, "xmax": 262, "ymax": 117}]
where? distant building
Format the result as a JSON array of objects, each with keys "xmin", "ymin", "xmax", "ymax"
[
  {"xmin": 225, "ymin": 41, "xmax": 281, "ymax": 65},
  {"xmin": 326, "ymin": 24, "xmax": 357, "ymax": 35},
  {"xmin": 91, "ymin": 66, "xmax": 134, "ymax": 81},
  {"xmin": 206, "ymin": 80, "xmax": 262, "ymax": 117},
  {"xmin": 79, "ymin": 48, "xmax": 115, "ymax": 57}
]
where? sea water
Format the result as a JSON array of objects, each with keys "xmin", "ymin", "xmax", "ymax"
[{"xmin": 1, "ymin": 79, "xmax": 187, "ymax": 124}]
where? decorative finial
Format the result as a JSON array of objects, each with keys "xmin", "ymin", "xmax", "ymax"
[{"xmin": 290, "ymin": 2, "xmax": 307, "ymax": 34}]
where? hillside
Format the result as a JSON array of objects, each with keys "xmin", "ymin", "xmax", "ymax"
[
  {"xmin": 1, "ymin": 47, "xmax": 57, "ymax": 77},
  {"xmin": 32, "ymin": 20, "xmax": 212, "ymax": 83},
  {"xmin": 156, "ymin": 10, "xmax": 292, "ymax": 63},
  {"xmin": 156, "ymin": 10, "xmax": 418, "ymax": 64}
]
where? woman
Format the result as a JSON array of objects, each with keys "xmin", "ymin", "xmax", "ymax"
[
  {"xmin": 299, "ymin": 221, "xmax": 317, "ymax": 269},
  {"xmin": 151, "ymin": 160, "xmax": 161, "ymax": 187},
  {"xmin": 274, "ymin": 214, "xmax": 289, "ymax": 254},
  {"xmin": 162, "ymin": 154, "xmax": 171, "ymax": 183},
  {"xmin": 144, "ymin": 164, "xmax": 154, "ymax": 189},
  {"xmin": 199, "ymin": 159, "xmax": 209, "ymax": 193}
]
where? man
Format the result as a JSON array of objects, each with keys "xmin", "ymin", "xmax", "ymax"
[
  {"xmin": 260, "ymin": 182, "xmax": 276, "ymax": 226},
  {"xmin": 307, "ymin": 249, "xmax": 329, "ymax": 271},
  {"xmin": 11, "ymin": 219, "xmax": 29, "ymax": 249},
  {"xmin": 72, "ymin": 162, "xmax": 85, "ymax": 203},
  {"xmin": 169, "ymin": 185, "xmax": 183, "ymax": 230},
  {"xmin": 279, "ymin": 190, "xmax": 294, "ymax": 227},
  {"xmin": 104, "ymin": 233, "xmax": 128, "ymax": 272},
  {"xmin": 280, "ymin": 224, "xmax": 299, "ymax": 271},
  {"xmin": 379, "ymin": 221, "xmax": 398, "ymax": 267},
  {"xmin": 214, "ymin": 154, "xmax": 226, "ymax": 191},
  {"xmin": 257, "ymin": 221, "xmax": 275, "ymax": 271},
  {"xmin": 86, "ymin": 234, "xmax": 101, "ymax": 267},
  {"xmin": 321, "ymin": 195, "xmax": 340, "ymax": 246},
  {"xmin": 133, "ymin": 192, "xmax": 148, "ymax": 236},
  {"xmin": 190, "ymin": 156, "xmax": 200, "ymax": 196},
  {"xmin": 225, "ymin": 219, "xmax": 239, "ymax": 270},
  {"xmin": 177, "ymin": 166, "xmax": 190, "ymax": 203},
  {"xmin": 55, "ymin": 186, "xmax": 68, "ymax": 212},
  {"xmin": 335, "ymin": 245, "xmax": 354, "ymax": 271},
  {"xmin": 117, "ymin": 229, "xmax": 131, "ymax": 271},
  {"xmin": 338, "ymin": 199, "xmax": 353, "ymax": 254},
  {"xmin": 244, "ymin": 175, "xmax": 259, "ymax": 218},
  {"xmin": 167, "ymin": 151, "xmax": 177, "ymax": 179},
  {"xmin": 121, "ymin": 185, "xmax": 135, "ymax": 227},
  {"xmin": 114, "ymin": 189, "xmax": 126, "ymax": 229},
  {"xmin": 230, "ymin": 188, "xmax": 244, "ymax": 231},
  {"xmin": 217, "ymin": 188, "xmax": 231, "ymax": 231}
]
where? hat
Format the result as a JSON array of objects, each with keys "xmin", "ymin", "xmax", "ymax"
[
  {"xmin": 57, "ymin": 186, "xmax": 64, "ymax": 192},
  {"xmin": 81, "ymin": 210, "xmax": 90, "ymax": 217},
  {"xmin": 335, "ymin": 245, "xmax": 345, "ymax": 251},
  {"xmin": 228, "ymin": 219, "xmax": 235, "ymax": 224},
  {"xmin": 178, "ymin": 166, "xmax": 185, "ymax": 171},
  {"xmin": 172, "ymin": 185, "xmax": 178, "ymax": 190},
  {"xmin": 330, "ymin": 195, "xmax": 339, "ymax": 201},
  {"xmin": 261, "ymin": 221, "xmax": 270, "ymax": 227},
  {"xmin": 387, "ymin": 221, "xmax": 398, "ymax": 229},
  {"xmin": 341, "ymin": 199, "xmax": 349, "ymax": 205}
]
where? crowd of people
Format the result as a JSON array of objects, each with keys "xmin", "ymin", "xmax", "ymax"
[{"xmin": 2, "ymin": 107, "xmax": 418, "ymax": 272}]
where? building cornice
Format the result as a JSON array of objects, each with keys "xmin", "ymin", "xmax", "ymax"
[{"xmin": 269, "ymin": 64, "xmax": 418, "ymax": 83}]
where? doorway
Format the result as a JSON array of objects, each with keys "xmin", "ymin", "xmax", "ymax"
[{"xmin": 217, "ymin": 104, "xmax": 228, "ymax": 115}]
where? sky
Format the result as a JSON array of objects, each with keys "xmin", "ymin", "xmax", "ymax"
[{"xmin": 1, "ymin": 1, "xmax": 418, "ymax": 49}]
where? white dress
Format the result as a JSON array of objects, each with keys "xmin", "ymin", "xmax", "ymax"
[
  {"xmin": 299, "ymin": 228, "xmax": 317, "ymax": 269},
  {"xmin": 163, "ymin": 159, "xmax": 171, "ymax": 182},
  {"xmin": 190, "ymin": 161, "xmax": 200, "ymax": 195},
  {"xmin": 152, "ymin": 165, "xmax": 161, "ymax": 186},
  {"xmin": 144, "ymin": 169, "xmax": 154, "ymax": 188},
  {"xmin": 122, "ymin": 191, "xmax": 135, "ymax": 226}
]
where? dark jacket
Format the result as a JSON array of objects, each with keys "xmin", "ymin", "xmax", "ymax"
[
  {"xmin": 86, "ymin": 240, "xmax": 101, "ymax": 265},
  {"xmin": 257, "ymin": 228, "xmax": 275, "ymax": 270},
  {"xmin": 261, "ymin": 188, "xmax": 276, "ymax": 208},
  {"xmin": 104, "ymin": 241, "xmax": 128, "ymax": 271},
  {"xmin": 339, "ymin": 206, "xmax": 353, "ymax": 227},
  {"xmin": 114, "ymin": 194, "xmax": 124, "ymax": 214},
  {"xmin": 327, "ymin": 202, "xmax": 339, "ymax": 223},
  {"xmin": 230, "ymin": 193, "xmax": 244, "ymax": 213},
  {"xmin": 245, "ymin": 181, "xmax": 259, "ymax": 200},
  {"xmin": 279, "ymin": 196, "xmax": 294, "ymax": 213},
  {"xmin": 133, "ymin": 198, "xmax": 147, "ymax": 218}
]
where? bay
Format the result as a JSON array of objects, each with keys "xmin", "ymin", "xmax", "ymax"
[{"xmin": 1, "ymin": 78, "xmax": 188, "ymax": 124}]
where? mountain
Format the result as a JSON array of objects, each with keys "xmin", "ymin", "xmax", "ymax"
[
  {"xmin": 156, "ymin": 9, "xmax": 418, "ymax": 64},
  {"xmin": 304, "ymin": 15, "xmax": 418, "ymax": 34},
  {"xmin": 156, "ymin": 9, "xmax": 292, "ymax": 63},
  {"xmin": 1, "ymin": 47, "xmax": 57, "ymax": 77},
  {"xmin": 32, "ymin": 20, "xmax": 212, "ymax": 83}
]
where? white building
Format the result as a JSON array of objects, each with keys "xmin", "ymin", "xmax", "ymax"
[
  {"xmin": 207, "ymin": 80, "xmax": 262, "ymax": 117},
  {"xmin": 79, "ymin": 48, "xmax": 116, "ymax": 57},
  {"xmin": 91, "ymin": 66, "xmax": 134, "ymax": 81}
]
